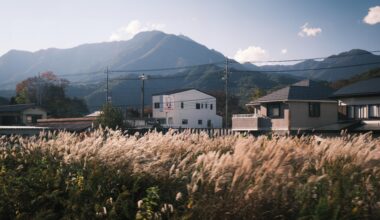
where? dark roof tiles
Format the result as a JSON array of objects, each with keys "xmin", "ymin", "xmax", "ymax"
[
  {"xmin": 0, "ymin": 104, "xmax": 40, "ymax": 113},
  {"xmin": 251, "ymin": 80, "xmax": 335, "ymax": 104},
  {"xmin": 332, "ymin": 78, "xmax": 380, "ymax": 98}
]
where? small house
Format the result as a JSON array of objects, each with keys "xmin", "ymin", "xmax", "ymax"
[
  {"xmin": 331, "ymin": 78, "xmax": 380, "ymax": 131},
  {"xmin": 0, "ymin": 104, "xmax": 47, "ymax": 126},
  {"xmin": 232, "ymin": 80, "xmax": 338, "ymax": 133}
]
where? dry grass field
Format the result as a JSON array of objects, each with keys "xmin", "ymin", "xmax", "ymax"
[{"xmin": 0, "ymin": 129, "xmax": 379, "ymax": 219}]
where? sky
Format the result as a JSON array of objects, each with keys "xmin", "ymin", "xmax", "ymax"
[{"xmin": 0, "ymin": 0, "xmax": 380, "ymax": 63}]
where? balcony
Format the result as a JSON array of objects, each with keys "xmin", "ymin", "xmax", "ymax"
[
  {"xmin": 232, "ymin": 114, "xmax": 260, "ymax": 131},
  {"xmin": 232, "ymin": 114, "xmax": 273, "ymax": 131}
]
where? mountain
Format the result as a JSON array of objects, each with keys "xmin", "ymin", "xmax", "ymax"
[
  {"xmin": 0, "ymin": 31, "xmax": 249, "ymax": 89},
  {"xmin": 73, "ymin": 64, "xmax": 299, "ymax": 111},
  {"xmin": 1, "ymin": 31, "xmax": 378, "ymax": 112},
  {"xmin": 330, "ymin": 67, "xmax": 380, "ymax": 89},
  {"xmin": 259, "ymin": 49, "xmax": 380, "ymax": 81}
]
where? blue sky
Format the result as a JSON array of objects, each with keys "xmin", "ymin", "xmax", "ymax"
[{"xmin": 0, "ymin": 0, "xmax": 379, "ymax": 63}]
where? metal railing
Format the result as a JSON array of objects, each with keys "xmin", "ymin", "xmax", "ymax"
[{"xmin": 232, "ymin": 114, "xmax": 260, "ymax": 118}]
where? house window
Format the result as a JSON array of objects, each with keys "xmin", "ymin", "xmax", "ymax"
[
  {"xmin": 157, "ymin": 118, "xmax": 166, "ymax": 125},
  {"xmin": 205, "ymin": 104, "xmax": 208, "ymax": 108},
  {"xmin": 267, "ymin": 103, "xmax": 281, "ymax": 118},
  {"xmin": 308, "ymin": 102, "xmax": 320, "ymax": 117},
  {"xmin": 369, "ymin": 104, "xmax": 380, "ymax": 118},
  {"xmin": 26, "ymin": 114, "xmax": 42, "ymax": 124},
  {"xmin": 182, "ymin": 119, "xmax": 188, "ymax": 125},
  {"xmin": 201, "ymin": 103, "xmax": 203, "ymax": 109},
  {"xmin": 154, "ymin": 102, "xmax": 160, "ymax": 109},
  {"xmin": 168, "ymin": 117, "xmax": 173, "ymax": 125},
  {"xmin": 181, "ymin": 102, "xmax": 184, "ymax": 109},
  {"xmin": 210, "ymin": 104, "xmax": 213, "ymax": 110},
  {"xmin": 198, "ymin": 119, "xmax": 202, "ymax": 125},
  {"xmin": 355, "ymin": 105, "xmax": 367, "ymax": 119},
  {"xmin": 347, "ymin": 106, "xmax": 355, "ymax": 119},
  {"xmin": 207, "ymin": 120, "xmax": 212, "ymax": 128},
  {"xmin": 196, "ymin": 103, "xmax": 200, "ymax": 109},
  {"xmin": 347, "ymin": 105, "xmax": 368, "ymax": 119}
]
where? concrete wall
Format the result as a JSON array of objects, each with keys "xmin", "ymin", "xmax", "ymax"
[
  {"xmin": 289, "ymin": 101, "xmax": 337, "ymax": 130},
  {"xmin": 232, "ymin": 116, "xmax": 258, "ymax": 131},
  {"xmin": 152, "ymin": 89, "xmax": 222, "ymax": 128}
]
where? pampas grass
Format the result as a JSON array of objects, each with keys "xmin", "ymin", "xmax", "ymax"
[{"xmin": 1, "ymin": 129, "xmax": 379, "ymax": 219}]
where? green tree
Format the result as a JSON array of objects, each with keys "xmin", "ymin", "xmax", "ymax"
[
  {"xmin": 15, "ymin": 71, "xmax": 88, "ymax": 117},
  {"xmin": 251, "ymin": 87, "xmax": 266, "ymax": 101},
  {"xmin": 96, "ymin": 103, "xmax": 125, "ymax": 129}
]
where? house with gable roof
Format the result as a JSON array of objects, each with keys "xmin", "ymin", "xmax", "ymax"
[
  {"xmin": 232, "ymin": 80, "xmax": 338, "ymax": 133},
  {"xmin": 152, "ymin": 88, "xmax": 222, "ymax": 128}
]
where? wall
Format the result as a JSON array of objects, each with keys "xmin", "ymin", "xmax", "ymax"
[
  {"xmin": 289, "ymin": 101, "xmax": 337, "ymax": 130},
  {"xmin": 260, "ymin": 102, "xmax": 290, "ymax": 131},
  {"xmin": 339, "ymin": 96, "xmax": 380, "ymax": 106},
  {"xmin": 22, "ymin": 108, "xmax": 47, "ymax": 125},
  {"xmin": 232, "ymin": 116, "xmax": 259, "ymax": 131},
  {"xmin": 152, "ymin": 89, "xmax": 222, "ymax": 128}
]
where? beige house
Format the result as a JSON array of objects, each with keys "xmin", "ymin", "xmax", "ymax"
[
  {"xmin": 232, "ymin": 80, "xmax": 338, "ymax": 133},
  {"xmin": 0, "ymin": 104, "xmax": 47, "ymax": 125}
]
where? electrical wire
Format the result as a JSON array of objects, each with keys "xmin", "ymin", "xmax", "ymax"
[
  {"xmin": 231, "ymin": 61, "xmax": 380, "ymax": 73},
  {"xmin": 229, "ymin": 50, "xmax": 380, "ymax": 64}
]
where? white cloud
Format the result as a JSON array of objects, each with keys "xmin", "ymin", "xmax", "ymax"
[
  {"xmin": 298, "ymin": 23, "xmax": 322, "ymax": 37},
  {"xmin": 363, "ymin": 6, "xmax": 380, "ymax": 25},
  {"xmin": 281, "ymin": 49, "xmax": 287, "ymax": 54},
  {"xmin": 234, "ymin": 46, "xmax": 269, "ymax": 63},
  {"xmin": 108, "ymin": 20, "xmax": 166, "ymax": 41}
]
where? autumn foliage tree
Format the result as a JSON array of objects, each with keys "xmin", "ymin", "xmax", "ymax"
[{"xmin": 14, "ymin": 71, "xmax": 88, "ymax": 117}]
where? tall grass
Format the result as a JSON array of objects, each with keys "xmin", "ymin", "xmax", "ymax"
[{"xmin": 0, "ymin": 129, "xmax": 379, "ymax": 219}]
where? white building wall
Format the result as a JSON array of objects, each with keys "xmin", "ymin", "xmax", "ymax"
[{"xmin": 152, "ymin": 89, "xmax": 222, "ymax": 128}]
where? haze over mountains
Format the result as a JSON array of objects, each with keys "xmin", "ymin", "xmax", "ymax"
[
  {"xmin": 1, "ymin": 30, "xmax": 379, "ymax": 110},
  {"xmin": 1, "ymin": 31, "xmax": 380, "ymax": 87},
  {"xmin": 256, "ymin": 49, "xmax": 380, "ymax": 81},
  {"xmin": 0, "ymin": 31, "xmax": 228, "ymax": 89}
]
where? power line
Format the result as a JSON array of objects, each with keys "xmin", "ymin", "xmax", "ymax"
[
  {"xmin": 2, "ymin": 50, "xmax": 380, "ymax": 89},
  {"xmin": 231, "ymin": 61, "xmax": 380, "ymax": 73},
  {"xmin": 87, "ymin": 97, "xmax": 218, "ymax": 109},
  {"xmin": 108, "ymin": 61, "xmax": 225, "ymax": 73},
  {"xmin": 224, "ymin": 57, "xmax": 229, "ymax": 128},
  {"xmin": 230, "ymin": 50, "xmax": 380, "ymax": 64},
  {"xmin": 56, "ymin": 70, "xmax": 104, "ymax": 77}
]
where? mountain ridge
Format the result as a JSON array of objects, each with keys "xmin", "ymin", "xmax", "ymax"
[
  {"xmin": 257, "ymin": 49, "xmax": 380, "ymax": 81},
  {"xmin": 0, "ymin": 31, "xmax": 232, "ymax": 89}
]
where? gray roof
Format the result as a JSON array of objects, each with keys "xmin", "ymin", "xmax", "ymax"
[
  {"xmin": 332, "ymin": 78, "xmax": 380, "ymax": 98},
  {"xmin": 152, "ymin": 88, "xmax": 213, "ymax": 97},
  {"xmin": 0, "ymin": 104, "xmax": 39, "ymax": 113},
  {"xmin": 250, "ymin": 80, "xmax": 335, "ymax": 104}
]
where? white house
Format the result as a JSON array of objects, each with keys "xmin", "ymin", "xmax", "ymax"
[{"xmin": 152, "ymin": 89, "xmax": 222, "ymax": 128}]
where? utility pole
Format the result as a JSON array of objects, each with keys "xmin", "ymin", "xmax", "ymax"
[
  {"xmin": 139, "ymin": 74, "xmax": 147, "ymax": 119},
  {"xmin": 224, "ymin": 57, "xmax": 229, "ymax": 128},
  {"xmin": 37, "ymin": 72, "xmax": 42, "ymax": 106},
  {"xmin": 105, "ymin": 66, "xmax": 109, "ymax": 103}
]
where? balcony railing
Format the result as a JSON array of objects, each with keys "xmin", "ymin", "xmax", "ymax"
[{"xmin": 232, "ymin": 114, "xmax": 260, "ymax": 118}]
